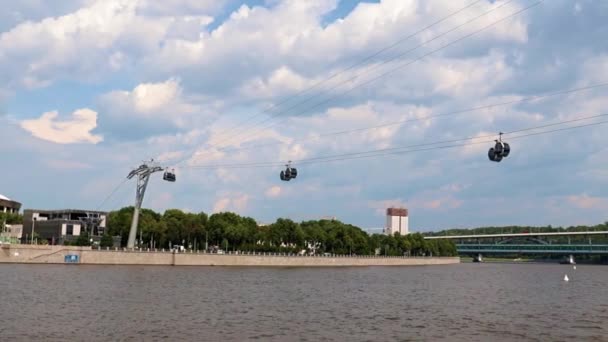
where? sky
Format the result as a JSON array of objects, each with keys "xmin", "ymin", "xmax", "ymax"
[{"xmin": 1, "ymin": 0, "xmax": 608, "ymax": 231}]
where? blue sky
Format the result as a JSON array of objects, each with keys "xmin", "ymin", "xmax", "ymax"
[{"xmin": 1, "ymin": 0, "xmax": 608, "ymax": 231}]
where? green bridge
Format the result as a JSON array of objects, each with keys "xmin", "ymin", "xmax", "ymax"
[
  {"xmin": 424, "ymin": 231, "xmax": 608, "ymax": 261},
  {"xmin": 456, "ymin": 244, "xmax": 608, "ymax": 255}
]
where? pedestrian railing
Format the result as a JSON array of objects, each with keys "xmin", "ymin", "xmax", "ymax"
[{"xmin": 87, "ymin": 247, "xmax": 445, "ymax": 258}]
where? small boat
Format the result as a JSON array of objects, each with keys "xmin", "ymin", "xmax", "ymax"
[{"xmin": 564, "ymin": 274, "xmax": 569, "ymax": 282}]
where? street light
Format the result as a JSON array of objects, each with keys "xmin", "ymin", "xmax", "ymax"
[{"xmin": 31, "ymin": 217, "xmax": 37, "ymax": 245}]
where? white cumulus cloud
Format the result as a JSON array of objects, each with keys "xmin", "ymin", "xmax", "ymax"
[
  {"xmin": 104, "ymin": 79, "xmax": 185, "ymax": 114},
  {"xmin": 20, "ymin": 108, "xmax": 103, "ymax": 144}
]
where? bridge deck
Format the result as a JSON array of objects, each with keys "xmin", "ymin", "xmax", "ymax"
[
  {"xmin": 457, "ymin": 244, "xmax": 608, "ymax": 254},
  {"xmin": 425, "ymin": 231, "xmax": 608, "ymax": 240}
]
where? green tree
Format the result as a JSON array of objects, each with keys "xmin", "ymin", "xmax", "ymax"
[
  {"xmin": 270, "ymin": 218, "xmax": 303, "ymax": 248},
  {"xmin": 0, "ymin": 212, "xmax": 23, "ymax": 225},
  {"xmin": 100, "ymin": 234, "xmax": 114, "ymax": 248},
  {"xmin": 208, "ymin": 212, "xmax": 244, "ymax": 249},
  {"xmin": 163, "ymin": 209, "xmax": 187, "ymax": 246},
  {"xmin": 106, "ymin": 207, "xmax": 135, "ymax": 246},
  {"xmin": 74, "ymin": 232, "xmax": 91, "ymax": 246}
]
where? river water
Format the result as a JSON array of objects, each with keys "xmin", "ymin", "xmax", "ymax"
[{"xmin": 0, "ymin": 263, "xmax": 606, "ymax": 341}]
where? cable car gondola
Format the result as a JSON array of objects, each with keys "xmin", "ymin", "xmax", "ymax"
[
  {"xmin": 163, "ymin": 168, "xmax": 176, "ymax": 182},
  {"xmin": 502, "ymin": 142, "xmax": 510, "ymax": 157},
  {"xmin": 279, "ymin": 162, "xmax": 298, "ymax": 182},
  {"xmin": 488, "ymin": 133, "xmax": 510, "ymax": 163}
]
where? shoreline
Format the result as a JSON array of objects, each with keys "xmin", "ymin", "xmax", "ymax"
[{"xmin": 0, "ymin": 244, "xmax": 460, "ymax": 267}]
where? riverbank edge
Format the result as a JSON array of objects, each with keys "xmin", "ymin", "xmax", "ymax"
[{"xmin": 0, "ymin": 245, "xmax": 460, "ymax": 267}]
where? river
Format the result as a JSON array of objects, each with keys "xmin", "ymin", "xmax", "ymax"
[{"xmin": 0, "ymin": 263, "xmax": 606, "ymax": 341}]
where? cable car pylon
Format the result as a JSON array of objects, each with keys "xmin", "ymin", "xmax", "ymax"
[{"xmin": 126, "ymin": 159, "xmax": 174, "ymax": 249}]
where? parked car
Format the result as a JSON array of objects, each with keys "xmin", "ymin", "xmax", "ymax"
[{"xmin": 172, "ymin": 245, "xmax": 185, "ymax": 253}]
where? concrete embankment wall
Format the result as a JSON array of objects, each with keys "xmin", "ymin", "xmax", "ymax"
[{"xmin": 0, "ymin": 245, "xmax": 460, "ymax": 267}]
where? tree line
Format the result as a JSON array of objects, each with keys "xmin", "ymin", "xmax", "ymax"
[{"xmin": 105, "ymin": 207, "xmax": 458, "ymax": 256}]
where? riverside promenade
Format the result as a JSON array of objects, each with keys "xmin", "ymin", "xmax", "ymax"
[{"xmin": 0, "ymin": 244, "xmax": 459, "ymax": 267}]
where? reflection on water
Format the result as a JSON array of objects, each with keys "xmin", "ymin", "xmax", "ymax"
[{"xmin": 0, "ymin": 263, "xmax": 606, "ymax": 341}]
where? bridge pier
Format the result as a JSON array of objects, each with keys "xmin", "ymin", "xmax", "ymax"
[
  {"xmin": 560, "ymin": 254, "xmax": 576, "ymax": 265},
  {"xmin": 473, "ymin": 253, "xmax": 483, "ymax": 263}
]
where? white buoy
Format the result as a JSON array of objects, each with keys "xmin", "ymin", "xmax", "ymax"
[
  {"xmin": 573, "ymin": 266, "xmax": 577, "ymax": 270},
  {"xmin": 564, "ymin": 274, "xmax": 569, "ymax": 282}
]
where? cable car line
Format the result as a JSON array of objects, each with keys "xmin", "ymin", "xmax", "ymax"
[
  {"xmin": 293, "ymin": 119, "xmax": 608, "ymax": 166},
  {"xmin": 190, "ymin": 113, "xmax": 608, "ymax": 168},
  {"xmin": 96, "ymin": 178, "xmax": 128, "ymax": 211},
  {"xmin": 177, "ymin": 0, "xmax": 488, "ymax": 162},
  {"xmin": 174, "ymin": 0, "xmax": 535, "ymax": 165},
  {"xmin": 94, "ymin": 115, "xmax": 606, "ymax": 209},
  {"xmin": 183, "ymin": 112, "xmax": 605, "ymax": 171},
  {"xmin": 96, "ymin": 110, "xmax": 605, "ymax": 210},
  {"xmin": 210, "ymin": 82, "xmax": 608, "ymax": 154},
  {"xmin": 507, "ymin": 119, "xmax": 608, "ymax": 141}
]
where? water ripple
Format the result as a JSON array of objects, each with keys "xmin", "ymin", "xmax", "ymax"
[{"xmin": 0, "ymin": 263, "xmax": 607, "ymax": 341}]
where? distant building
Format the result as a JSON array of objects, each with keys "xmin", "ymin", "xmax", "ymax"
[
  {"xmin": 0, "ymin": 224, "xmax": 22, "ymax": 244},
  {"xmin": 320, "ymin": 216, "xmax": 337, "ymax": 221},
  {"xmin": 23, "ymin": 209, "xmax": 108, "ymax": 244},
  {"xmin": 384, "ymin": 208, "xmax": 409, "ymax": 236},
  {"xmin": 0, "ymin": 194, "xmax": 21, "ymax": 214}
]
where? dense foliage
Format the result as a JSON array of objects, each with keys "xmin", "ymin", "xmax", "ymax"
[
  {"xmin": 0, "ymin": 212, "xmax": 23, "ymax": 225},
  {"xmin": 100, "ymin": 234, "xmax": 115, "ymax": 248},
  {"xmin": 106, "ymin": 207, "xmax": 458, "ymax": 256}
]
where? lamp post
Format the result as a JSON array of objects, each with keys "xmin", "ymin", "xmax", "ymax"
[{"xmin": 31, "ymin": 217, "xmax": 37, "ymax": 245}]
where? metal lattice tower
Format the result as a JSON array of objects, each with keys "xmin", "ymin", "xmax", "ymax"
[{"xmin": 126, "ymin": 160, "xmax": 163, "ymax": 249}]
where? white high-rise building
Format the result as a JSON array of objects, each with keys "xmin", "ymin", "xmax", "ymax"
[{"xmin": 384, "ymin": 208, "xmax": 409, "ymax": 236}]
